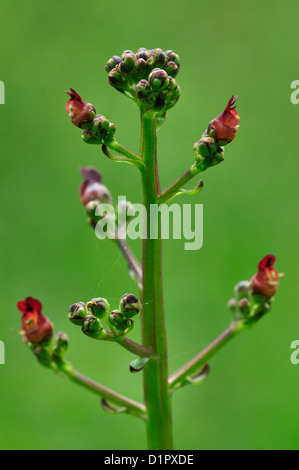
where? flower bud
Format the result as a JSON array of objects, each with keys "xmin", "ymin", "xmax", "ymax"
[
  {"xmin": 119, "ymin": 293, "xmax": 141, "ymax": 319},
  {"xmin": 17, "ymin": 297, "xmax": 53, "ymax": 345},
  {"xmin": 68, "ymin": 302, "xmax": 88, "ymax": 326},
  {"xmin": 86, "ymin": 297, "xmax": 110, "ymax": 319},
  {"xmin": 53, "ymin": 332, "xmax": 69, "ymax": 358},
  {"xmin": 151, "ymin": 48, "xmax": 167, "ymax": 68},
  {"xmin": 234, "ymin": 280, "xmax": 251, "ymax": 300},
  {"xmin": 65, "ymin": 88, "xmax": 96, "ymax": 129},
  {"xmin": 164, "ymin": 61, "xmax": 179, "ymax": 78},
  {"xmin": 34, "ymin": 346, "xmax": 53, "ymax": 368},
  {"xmin": 91, "ymin": 114, "xmax": 116, "ymax": 139},
  {"xmin": 136, "ymin": 79, "xmax": 151, "ymax": 100},
  {"xmin": 207, "ymin": 95, "xmax": 240, "ymax": 146},
  {"xmin": 105, "ymin": 55, "xmax": 121, "ymax": 72},
  {"xmin": 109, "ymin": 310, "xmax": 132, "ymax": 332},
  {"xmin": 238, "ymin": 298, "xmax": 250, "ymax": 317},
  {"xmin": 165, "ymin": 50, "xmax": 180, "ymax": 66},
  {"xmin": 251, "ymin": 255, "xmax": 280, "ymax": 299},
  {"xmin": 120, "ymin": 50, "xmax": 136, "ymax": 73},
  {"xmin": 136, "ymin": 48, "xmax": 152, "ymax": 61},
  {"xmin": 79, "ymin": 167, "xmax": 112, "ymax": 206},
  {"xmin": 149, "ymin": 69, "xmax": 169, "ymax": 91},
  {"xmin": 227, "ymin": 298, "xmax": 237, "ymax": 313},
  {"xmin": 82, "ymin": 315, "xmax": 103, "ymax": 333}
]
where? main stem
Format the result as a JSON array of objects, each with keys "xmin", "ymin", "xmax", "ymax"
[{"xmin": 140, "ymin": 112, "xmax": 173, "ymax": 450}]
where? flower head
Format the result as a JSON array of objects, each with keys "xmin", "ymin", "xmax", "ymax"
[
  {"xmin": 251, "ymin": 255, "xmax": 280, "ymax": 298},
  {"xmin": 65, "ymin": 88, "xmax": 96, "ymax": 128},
  {"xmin": 17, "ymin": 297, "xmax": 53, "ymax": 344},
  {"xmin": 208, "ymin": 95, "xmax": 240, "ymax": 146},
  {"xmin": 79, "ymin": 167, "xmax": 112, "ymax": 206}
]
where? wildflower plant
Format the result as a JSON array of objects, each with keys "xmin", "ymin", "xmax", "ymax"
[{"xmin": 18, "ymin": 47, "xmax": 282, "ymax": 450}]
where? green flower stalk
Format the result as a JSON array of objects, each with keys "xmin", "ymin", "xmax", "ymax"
[{"xmin": 17, "ymin": 47, "xmax": 282, "ymax": 451}]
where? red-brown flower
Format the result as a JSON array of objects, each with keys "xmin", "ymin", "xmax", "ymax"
[
  {"xmin": 80, "ymin": 167, "xmax": 112, "ymax": 206},
  {"xmin": 65, "ymin": 88, "xmax": 96, "ymax": 128},
  {"xmin": 251, "ymin": 255, "xmax": 280, "ymax": 298},
  {"xmin": 208, "ymin": 95, "xmax": 240, "ymax": 146},
  {"xmin": 17, "ymin": 297, "xmax": 53, "ymax": 344}
]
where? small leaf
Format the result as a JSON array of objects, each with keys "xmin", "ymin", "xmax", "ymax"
[
  {"xmin": 186, "ymin": 364, "xmax": 210, "ymax": 385},
  {"xmin": 130, "ymin": 356, "xmax": 149, "ymax": 373},
  {"xmin": 101, "ymin": 398, "xmax": 127, "ymax": 414}
]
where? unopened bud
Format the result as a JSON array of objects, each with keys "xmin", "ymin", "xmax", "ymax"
[
  {"xmin": 82, "ymin": 315, "xmax": 103, "ymax": 333},
  {"xmin": 151, "ymin": 48, "xmax": 167, "ymax": 68},
  {"xmin": 164, "ymin": 61, "xmax": 179, "ymax": 78},
  {"xmin": 105, "ymin": 56, "xmax": 121, "ymax": 72},
  {"xmin": 234, "ymin": 281, "xmax": 251, "ymax": 300},
  {"xmin": 238, "ymin": 298, "xmax": 250, "ymax": 317},
  {"xmin": 108, "ymin": 310, "xmax": 131, "ymax": 332},
  {"xmin": 119, "ymin": 293, "xmax": 141, "ymax": 319},
  {"xmin": 149, "ymin": 69, "xmax": 169, "ymax": 91},
  {"xmin": 53, "ymin": 332, "xmax": 69, "ymax": 358},
  {"xmin": 227, "ymin": 298, "xmax": 237, "ymax": 313},
  {"xmin": 86, "ymin": 298, "xmax": 110, "ymax": 319},
  {"xmin": 34, "ymin": 346, "xmax": 53, "ymax": 368},
  {"xmin": 68, "ymin": 302, "xmax": 88, "ymax": 326},
  {"xmin": 165, "ymin": 50, "xmax": 180, "ymax": 66}
]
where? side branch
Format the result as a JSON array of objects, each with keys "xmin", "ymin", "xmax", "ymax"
[
  {"xmin": 168, "ymin": 321, "xmax": 246, "ymax": 390},
  {"xmin": 61, "ymin": 364, "xmax": 146, "ymax": 419},
  {"xmin": 158, "ymin": 163, "xmax": 202, "ymax": 203}
]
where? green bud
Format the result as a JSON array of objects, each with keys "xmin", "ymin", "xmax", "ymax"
[
  {"xmin": 165, "ymin": 50, "xmax": 180, "ymax": 66},
  {"xmin": 136, "ymin": 48, "xmax": 151, "ymax": 61},
  {"xmin": 82, "ymin": 315, "xmax": 103, "ymax": 333},
  {"xmin": 86, "ymin": 297, "xmax": 110, "ymax": 319},
  {"xmin": 34, "ymin": 346, "xmax": 53, "ymax": 368},
  {"xmin": 164, "ymin": 61, "xmax": 179, "ymax": 78},
  {"xmin": 234, "ymin": 281, "xmax": 251, "ymax": 300},
  {"xmin": 227, "ymin": 298, "xmax": 237, "ymax": 313},
  {"xmin": 119, "ymin": 293, "xmax": 141, "ymax": 319},
  {"xmin": 108, "ymin": 310, "xmax": 131, "ymax": 332},
  {"xmin": 68, "ymin": 302, "xmax": 88, "ymax": 326},
  {"xmin": 238, "ymin": 298, "xmax": 250, "ymax": 317},
  {"xmin": 136, "ymin": 79, "xmax": 151, "ymax": 99},
  {"xmin": 53, "ymin": 331, "xmax": 69, "ymax": 358},
  {"xmin": 81, "ymin": 129, "xmax": 102, "ymax": 144},
  {"xmin": 121, "ymin": 50, "xmax": 136, "ymax": 72},
  {"xmin": 105, "ymin": 56, "xmax": 121, "ymax": 72},
  {"xmin": 149, "ymin": 69, "xmax": 169, "ymax": 91},
  {"xmin": 151, "ymin": 48, "xmax": 167, "ymax": 68},
  {"xmin": 131, "ymin": 59, "xmax": 148, "ymax": 81},
  {"xmin": 92, "ymin": 115, "xmax": 116, "ymax": 139}
]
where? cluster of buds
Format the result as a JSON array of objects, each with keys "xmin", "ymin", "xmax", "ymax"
[
  {"xmin": 194, "ymin": 96, "xmax": 240, "ymax": 171},
  {"xmin": 65, "ymin": 88, "xmax": 116, "ymax": 144},
  {"xmin": 68, "ymin": 293, "xmax": 141, "ymax": 338},
  {"xmin": 17, "ymin": 297, "xmax": 69, "ymax": 369},
  {"xmin": 228, "ymin": 255, "xmax": 281, "ymax": 322},
  {"xmin": 79, "ymin": 166, "xmax": 112, "ymax": 226},
  {"xmin": 105, "ymin": 48, "xmax": 181, "ymax": 112}
]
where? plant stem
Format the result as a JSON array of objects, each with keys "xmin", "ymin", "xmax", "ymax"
[
  {"xmin": 168, "ymin": 321, "xmax": 246, "ymax": 389},
  {"xmin": 140, "ymin": 112, "xmax": 173, "ymax": 450},
  {"xmin": 116, "ymin": 238, "xmax": 143, "ymax": 284},
  {"xmin": 65, "ymin": 366, "xmax": 146, "ymax": 419},
  {"xmin": 158, "ymin": 163, "xmax": 202, "ymax": 203}
]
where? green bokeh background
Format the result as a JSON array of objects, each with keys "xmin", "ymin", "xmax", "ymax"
[{"xmin": 0, "ymin": 0, "xmax": 298, "ymax": 450}]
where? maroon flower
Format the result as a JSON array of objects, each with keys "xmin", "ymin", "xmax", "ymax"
[
  {"xmin": 208, "ymin": 95, "xmax": 240, "ymax": 146},
  {"xmin": 17, "ymin": 297, "xmax": 53, "ymax": 344},
  {"xmin": 65, "ymin": 88, "xmax": 96, "ymax": 128},
  {"xmin": 79, "ymin": 167, "xmax": 112, "ymax": 206},
  {"xmin": 251, "ymin": 255, "xmax": 280, "ymax": 298}
]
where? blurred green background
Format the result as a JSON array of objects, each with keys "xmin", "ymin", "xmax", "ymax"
[{"xmin": 0, "ymin": 0, "xmax": 298, "ymax": 450}]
